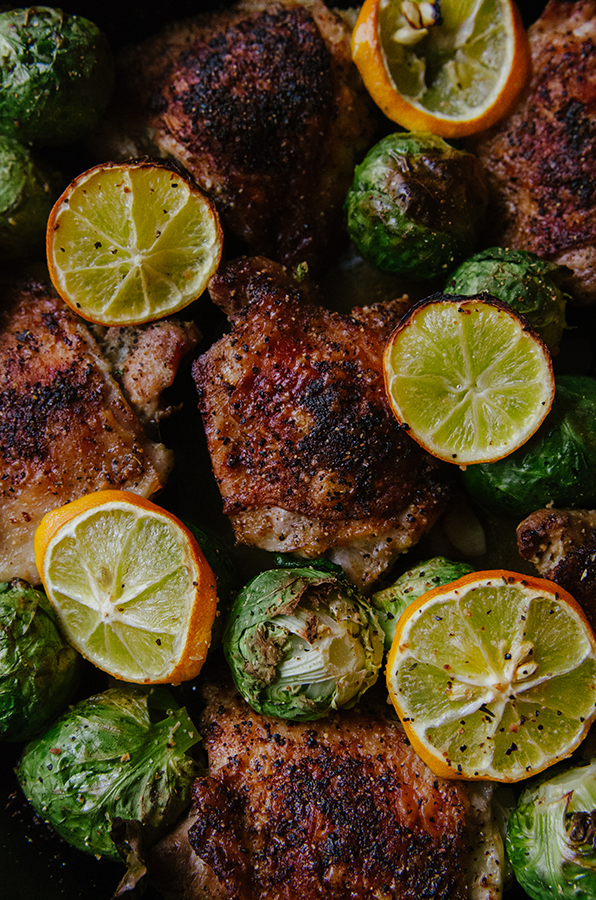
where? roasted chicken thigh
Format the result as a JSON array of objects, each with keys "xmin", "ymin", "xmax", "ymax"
[
  {"xmin": 0, "ymin": 280, "xmax": 197, "ymax": 583},
  {"xmin": 149, "ymin": 673, "xmax": 504, "ymax": 900},
  {"xmin": 95, "ymin": 0, "xmax": 377, "ymax": 272},
  {"xmin": 95, "ymin": 319, "xmax": 199, "ymax": 425},
  {"xmin": 471, "ymin": 0, "xmax": 596, "ymax": 302},
  {"xmin": 193, "ymin": 257, "xmax": 450, "ymax": 588},
  {"xmin": 517, "ymin": 507, "xmax": 596, "ymax": 627}
]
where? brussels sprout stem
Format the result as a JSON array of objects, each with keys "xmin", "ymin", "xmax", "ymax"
[{"xmin": 274, "ymin": 608, "xmax": 367, "ymax": 687}]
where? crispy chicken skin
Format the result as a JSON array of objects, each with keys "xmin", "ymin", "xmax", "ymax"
[
  {"xmin": 150, "ymin": 674, "xmax": 501, "ymax": 900},
  {"xmin": 0, "ymin": 281, "xmax": 174, "ymax": 583},
  {"xmin": 349, "ymin": 296, "xmax": 413, "ymax": 336},
  {"xmin": 471, "ymin": 0, "xmax": 596, "ymax": 302},
  {"xmin": 96, "ymin": 0, "xmax": 377, "ymax": 272},
  {"xmin": 517, "ymin": 508, "xmax": 596, "ymax": 627},
  {"xmin": 192, "ymin": 257, "xmax": 450, "ymax": 589}
]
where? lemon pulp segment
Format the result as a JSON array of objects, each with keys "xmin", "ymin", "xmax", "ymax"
[
  {"xmin": 388, "ymin": 576, "xmax": 596, "ymax": 781},
  {"xmin": 384, "ymin": 299, "xmax": 554, "ymax": 464},
  {"xmin": 380, "ymin": 0, "xmax": 513, "ymax": 120},
  {"xmin": 42, "ymin": 502, "xmax": 201, "ymax": 681},
  {"xmin": 48, "ymin": 163, "xmax": 221, "ymax": 325}
]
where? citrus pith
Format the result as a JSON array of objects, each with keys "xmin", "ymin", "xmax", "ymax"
[
  {"xmin": 46, "ymin": 159, "xmax": 223, "ymax": 326},
  {"xmin": 352, "ymin": 0, "xmax": 531, "ymax": 138},
  {"xmin": 386, "ymin": 570, "xmax": 596, "ymax": 782},
  {"xmin": 34, "ymin": 490, "xmax": 217, "ymax": 684}
]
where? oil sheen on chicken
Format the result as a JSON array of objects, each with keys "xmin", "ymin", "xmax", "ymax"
[
  {"xmin": 193, "ymin": 257, "xmax": 451, "ymax": 589},
  {"xmin": 149, "ymin": 672, "xmax": 505, "ymax": 900},
  {"xmin": 0, "ymin": 280, "xmax": 194, "ymax": 583},
  {"xmin": 471, "ymin": 0, "xmax": 596, "ymax": 302},
  {"xmin": 94, "ymin": 0, "xmax": 377, "ymax": 272}
]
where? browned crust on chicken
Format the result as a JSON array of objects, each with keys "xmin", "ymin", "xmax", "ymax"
[
  {"xmin": 0, "ymin": 281, "xmax": 172, "ymax": 583},
  {"xmin": 471, "ymin": 0, "xmax": 596, "ymax": 302},
  {"xmin": 150, "ymin": 675, "xmax": 472, "ymax": 900},
  {"xmin": 192, "ymin": 257, "xmax": 450, "ymax": 586},
  {"xmin": 517, "ymin": 507, "xmax": 596, "ymax": 627},
  {"xmin": 98, "ymin": 0, "xmax": 377, "ymax": 271},
  {"xmin": 349, "ymin": 295, "xmax": 412, "ymax": 337}
]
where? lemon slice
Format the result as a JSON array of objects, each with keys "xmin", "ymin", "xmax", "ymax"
[
  {"xmin": 386, "ymin": 571, "xmax": 596, "ymax": 782},
  {"xmin": 46, "ymin": 160, "xmax": 223, "ymax": 326},
  {"xmin": 34, "ymin": 490, "xmax": 218, "ymax": 684},
  {"xmin": 383, "ymin": 295, "xmax": 555, "ymax": 465},
  {"xmin": 352, "ymin": 0, "xmax": 531, "ymax": 138}
]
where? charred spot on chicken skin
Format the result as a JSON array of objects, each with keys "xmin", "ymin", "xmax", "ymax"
[
  {"xmin": 0, "ymin": 279, "xmax": 196, "ymax": 583},
  {"xmin": 470, "ymin": 0, "xmax": 596, "ymax": 303},
  {"xmin": 192, "ymin": 256, "xmax": 451, "ymax": 589},
  {"xmin": 93, "ymin": 0, "xmax": 378, "ymax": 273},
  {"xmin": 149, "ymin": 671, "xmax": 505, "ymax": 900}
]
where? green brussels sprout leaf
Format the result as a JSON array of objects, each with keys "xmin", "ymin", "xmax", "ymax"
[
  {"xmin": 462, "ymin": 375, "xmax": 596, "ymax": 519},
  {"xmin": 447, "ymin": 247, "xmax": 569, "ymax": 353},
  {"xmin": 272, "ymin": 552, "xmax": 346, "ymax": 577},
  {"xmin": 371, "ymin": 557, "xmax": 475, "ymax": 651},
  {"xmin": 16, "ymin": 687, "xmax": 200, "ymax": 860},
  {"xmin": 345, "ymin": 131, "xmax": 488, "ymax": 280},
  {"xmin": 0, "ymin": 579, "xmax": 80, "ymax": 742},
  {"xmin": 223, "ymin": 566, "xmax": 384, "ymax": 721},
  {"xmin": 507, "ymin": 759, "xmax": 596, "ymax": 900},
  {"xmin": 110, "ymin": 818, "xmax": 149, "ymax": 897}
]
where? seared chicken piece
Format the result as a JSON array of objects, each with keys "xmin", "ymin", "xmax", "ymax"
[
  {"xmin": 517, "ymin": 507, "xmax": 596, "ymax": 627},
  {"xmin": 471, "ymin": 0, "xmax": 596, "ymax": 302},
  {"xmin": 340, "ymin": 295, "xmax": 412, "ymax": 335},
  {"xmin": 193, "ymin": 257, "xmax": 450, "ymax": 589},
  {"xmin": 95, "ymin": 320, "xmax": 200, "ymax": 425},
  {"xmin": 96, "ymin": 0, "xmax": 377, "ymax": 272},
  {"xmin": 149, "ymin": 673, "xmax": 504, "ymax": 900},
  {"xmin": 0, "ymin": 280, "xmax": 192, "ymax": 584}
]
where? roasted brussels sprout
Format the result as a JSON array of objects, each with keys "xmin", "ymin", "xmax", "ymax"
[
  {"xmin": 16, "ymin": 686, "xmax": 200, "ymax": 860},
  {"xmin": 223, "ymin": 566, "xmax": 384, "ymax": 721},
  {"xmin": 506, "ymin": 759, "xmax": 596, "ymax": 900},
  {"xmin": 0, "ymin": 135, "xmax": 63, "ymax": 256},
  {"xmin": 0, "ymin": 6, "xmax": 114, "ymax": 145},
  {"xmin": 344, "ymin": 131, "xmax": 488, "ymax": 279},
  {"xmin": 0, "ymin": 579, "xmax": 80, "ymax": 742},
  {"xmin": 447, "ymin": 248, "xmax": 569, "ymax": 353},
  {"xmin": 462, "ymin": 375, "xmax": 596, "ymax": 519},
  {"xmin": 371, "ymin": 557, "xmax": 474, "ymax": 651}
]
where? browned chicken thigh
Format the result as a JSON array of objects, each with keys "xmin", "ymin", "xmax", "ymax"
[
  {"xmin": 95, "ymin": 319, "xmax": 199, "ymax": 425},
  {"xmin": 149, "ymin": 673, "xmax": 503, "ymax": 900},
  {"xmin": 96, "ymin": 0, "xmax": 377, "ymax": 272},
  {"xmin": 471, "ymin": 0, "xmax": 596, "ymax": 302},
  {"xmin": 0, "ymin": 280, "xmax": 197, "ymax": 584},
  {"xmin": 193, "ymin": 257, "xmax": 450, "ymax": 589},
  {"xmin": 517, "ymin": 507, "xmax": 596, "ymax": 627}
]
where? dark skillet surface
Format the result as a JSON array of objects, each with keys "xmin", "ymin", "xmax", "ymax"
[{"xmin": 0, "ymin": 2, "xmax": 566, "ymax": 898}]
